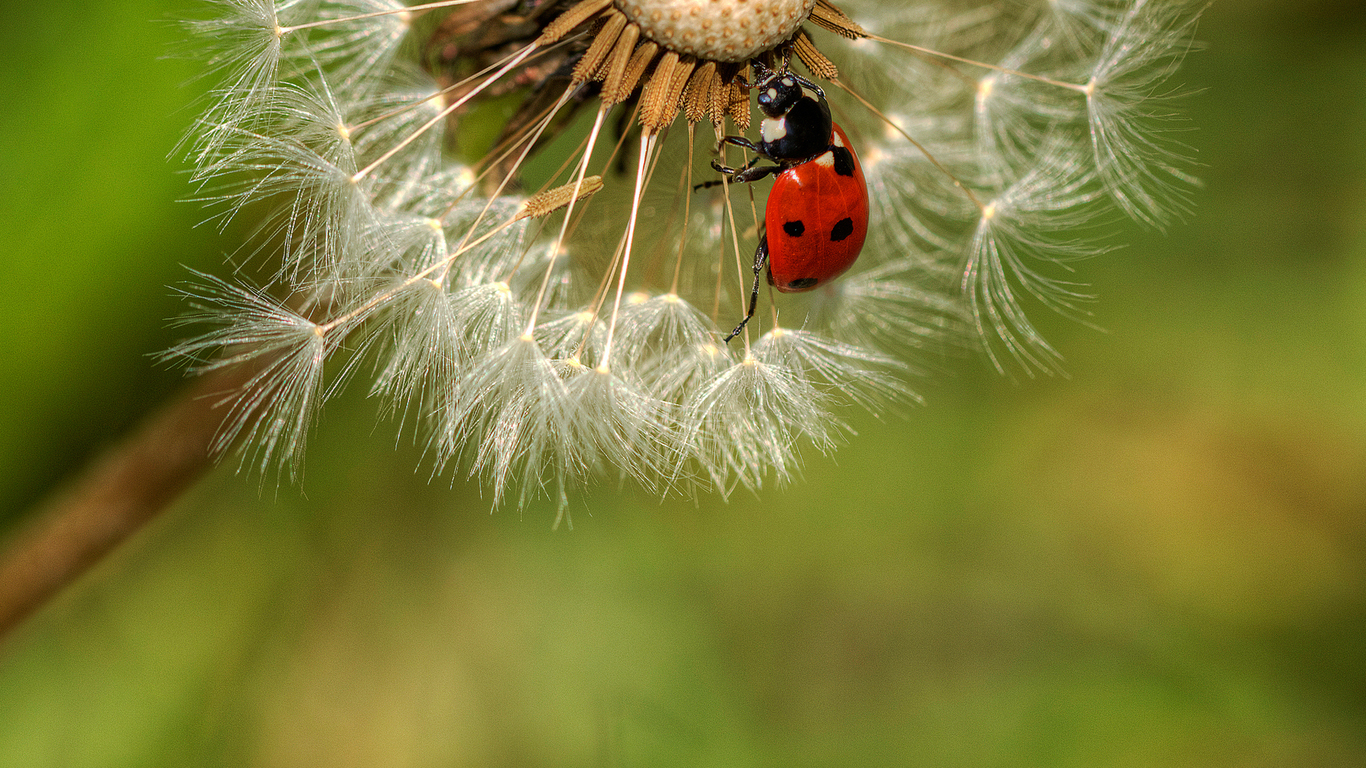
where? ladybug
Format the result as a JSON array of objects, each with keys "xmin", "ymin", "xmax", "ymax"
[{"xmin": 706, "ymin": 68, "xmax": 869, "ymax": 342}]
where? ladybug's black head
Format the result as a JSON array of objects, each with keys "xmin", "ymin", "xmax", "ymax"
[{"xmin": 755, "ymin": 73, "xmax": 804, "ymax": 119}]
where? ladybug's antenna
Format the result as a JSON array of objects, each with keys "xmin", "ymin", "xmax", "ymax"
[{"xmin": 750, "ymin": 56, "xmax": 772, "ymax": 81}]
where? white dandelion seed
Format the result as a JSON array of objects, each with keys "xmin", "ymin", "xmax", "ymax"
[
  {"xmin": 680, "ymin": 345, "xmax": 840, "ymax": 495},
  {"xmin": 1083, "ymin": 0, "xmax": 1205, "ymax": 228}
]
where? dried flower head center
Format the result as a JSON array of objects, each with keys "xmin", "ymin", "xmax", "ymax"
[{"xmin": 614, "ymin": 0, "xmax": 816, "ymax": 62}]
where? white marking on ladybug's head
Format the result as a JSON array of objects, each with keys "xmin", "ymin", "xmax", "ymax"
[
  {"xmin": 761, "ymin": 117, "xmax": 788, "ymax": 143},
  {"xmin": 782, "ymin": 77, "xmax": 794, "ymax": 87},
  {"xmin": 813, "ymin": 150, "xmax": 835, "ymax": 168},
  {"xmin": 832, "ymin": 130, "xmax": 845, "ymax": 148},
  {"xmin": 766, "ymin": 88, "xmax": 778, "ymax": 101}
]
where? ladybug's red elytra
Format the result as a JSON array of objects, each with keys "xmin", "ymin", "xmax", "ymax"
[{"xmin": 704, "ymin": 66, "xmax": 869, "ymax": 342}]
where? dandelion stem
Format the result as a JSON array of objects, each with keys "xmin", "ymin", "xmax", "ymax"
[{"xmin": 0, "ymin": 359, "xmax": 266, "ymax": 642}]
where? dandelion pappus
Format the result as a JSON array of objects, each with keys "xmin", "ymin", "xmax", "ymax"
[{"xmin": 703, "ymin": 66, "xmax": 869, "ymax": 342}]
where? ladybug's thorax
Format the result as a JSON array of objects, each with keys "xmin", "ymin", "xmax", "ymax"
[
  {"xmin": 760, "ymin": 116, "xmax": 789, "ymax": 146},
  {"xmin": 753, "ymin": 75, "xmax": 833, "ymax": 163}
]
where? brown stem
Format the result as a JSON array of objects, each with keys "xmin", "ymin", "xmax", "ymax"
[{"xmin": 0, "ymin": 363, "xmax": 257, "ymax": 642}]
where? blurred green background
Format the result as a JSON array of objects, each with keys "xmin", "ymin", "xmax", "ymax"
[{"xmin": 1, "ymin": 1, "xmax": 1364, "ymax": 765}]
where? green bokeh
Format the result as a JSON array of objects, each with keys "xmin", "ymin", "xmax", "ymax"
[
  {"xmin": 0, "ymin": 2, "xmax": 1363, "ymax": 766},
  {"xmin": 0, "ymin": 0, "xmax": 232, "ymax": 515}
]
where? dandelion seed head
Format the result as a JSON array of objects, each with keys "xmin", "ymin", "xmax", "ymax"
[{"xmin": 168, "ymin": 0, "xmax": 1205, "ymax": 509}]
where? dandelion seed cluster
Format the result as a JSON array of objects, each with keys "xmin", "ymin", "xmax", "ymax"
[{"xmin": 172, "ymin": 0, "xmax": 1202, "ymax": 513}]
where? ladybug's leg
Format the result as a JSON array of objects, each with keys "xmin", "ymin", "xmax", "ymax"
[
  {"xmin": 696, "ymin": 135, "xmax": 772, "ymax": 189},
  {"xmin": 727, "ymin": 163, "xmax": 783, "ymax": 185},
  {"xmin": 716, "ymin": 135, "xmax": 762, "ymax": 156},
  {"xmin": 723, "ymin": 234, "xmax": 769, "ymax": 343},
  {"xmin": 701, "ymin": 158, "xmax": 782, "ymax": 183},
  {"xmin": 693, "ymin": 156, "xmax": 760, "ymax": 191},
  {"xmin": 785, "ymin": 72, "xmax": 826, "ymax": 101},
  {"xmin": 694, "ymin": 159, "xmax": 782, "ymax": 191}
]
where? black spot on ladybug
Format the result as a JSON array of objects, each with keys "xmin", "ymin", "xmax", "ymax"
[
  {"xmin": 787, "ymin": 277, "xmax": 818, "ymax": 290},
  {"xmin": 782, "ymin": 220, "xmax": 805, "ymax": 237},
  {"xmin": 832, "ymin": 147, "xmax": 856, "ymax": 177},
  {"xmin": 830, "ymin": 217, "xmax": 855, "ymax": 242}
]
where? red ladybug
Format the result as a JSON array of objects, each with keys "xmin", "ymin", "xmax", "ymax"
[{"xmin": 707, "ymin": 69, "xmax": 869, "ymax": 341}]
